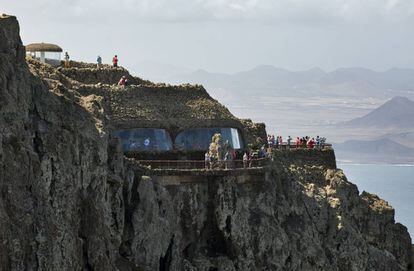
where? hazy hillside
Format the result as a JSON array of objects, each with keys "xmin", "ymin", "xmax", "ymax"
[
  {"xmin": 157, "ymin": 64, "xmax": 414, "ymax": 163},
  {"xmin": 335, "ymin": 138, "xmax": 414, "ymax": 164},
  {"xmin": 379, "ymin": 131, "xmax": 414, "ymax": 148},
  {"xmin": 342, "ymin": 96, "xmax": 414, "ymax": 129},
  {"xmin": 166, "ymin": 65, "xmax": 414, "ymax": 101}
]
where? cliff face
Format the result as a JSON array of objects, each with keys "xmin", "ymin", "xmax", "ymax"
[
  {"xmin": 0, "ymin": 15, "xmax": 126, "ymax": 270},
  {"xmin": 0, "ymin": 15, "xmax": 412, "ymax": 271},
  {"xmin": 124, "ymin": 158, "xmax": 412, "ymax": 271}
]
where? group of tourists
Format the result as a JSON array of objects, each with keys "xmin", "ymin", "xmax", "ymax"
[
  {"xmin": 204, "ymin": 137, "xmax": 237, "ymax": 170},
  {"xmin": 95, "ymin": 54, "xmax": 118, "ymax": 67},
  {"xmin": 242, "ymin": 146, "xmax": 268, "ymax": 168},
  {"xmin": 267, "ymin": 134, "xmax": 327, "ymax": 149},
  {"xmin": 267, "ymin": 135, "xmax": 287, "ymax": 149},
  {"xmin": 62, "ymin": 53, "xmax": 118, "ymax": 69},
  {"xmin": 204, "ymin": 148, "xmax": 267, "ymax": 170},
  {"xmin": 204, "ymin": 148, "xmax": 236, "ymax": 170}
]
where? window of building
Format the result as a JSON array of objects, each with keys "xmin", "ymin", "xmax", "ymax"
[
  {"xmin": 174, "ymin": 128, "xmax": 244, "ymax": 151},
  {"xmin": 113, "ymin": 128, "xmax": 173, "ymax": 152}
]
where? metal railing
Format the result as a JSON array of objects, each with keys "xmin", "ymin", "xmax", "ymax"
[
  {"xmin": 134, "ymin": 143, "xmax": 332, "ymax": 170},
  {"xmin": 269, "ymin": 143, "xmax": 332, "ymax": 150},
  {"xmin": 137, "ymin": 158, "xmax": 270, "ymax": 170}
]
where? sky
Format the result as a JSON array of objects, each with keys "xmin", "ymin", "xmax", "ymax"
[{"xmin": 2, "ymin": 0, "xmax": 414, "ymax": 78}]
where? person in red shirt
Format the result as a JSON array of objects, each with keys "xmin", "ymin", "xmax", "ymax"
[
  {"xmin": 307, "ymin": 138, "xmax": 315, "ymax": 149},
  {"xmin": 118, "ymin": 76, "xmax": 126, "ymax": 88},
  {"xmin": 112, "ymin": 55, "xmax": 118, "ymax": 67}
]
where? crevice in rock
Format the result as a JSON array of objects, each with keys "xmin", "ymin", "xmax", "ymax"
[
  {"xmin": 48, "ymin": 158, "xmax": 56, "ymax": 205},
  {"xmin": 225, "ymin": 215, "xmax": 232, "ymax": 233},
  {"xmin": 32, "ymin": 131, "xmax": 44, "ymax": 160},
  {"xmin": 159, "ymin": 235, "xmax": 174, "ymax": 271},
  {"xmin": 119, "ymin": 173, "xmax": 141, "ymax": 261},
  {"xmin": 78, "ymin": 189, "xmax": 96, "ymax": 271},
  {"xmin": 80, "ymin": 235, "xmax": 93, "ymax": 271},
  {"xmin": 202, "ymin": 179, "xmax": 234, "ymax": 259}
]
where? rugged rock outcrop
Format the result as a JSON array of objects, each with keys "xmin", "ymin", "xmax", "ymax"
[
  {"xmin": 0, "ymin": 14, "xmax": 127, "ymax": 270},
  {"xmin": 0, "ymin": 15, "xmax": 412, "ymax": 271},
  {"xmin": 26, "ymin": 56, "xmax": 248, "ymax": 138}
]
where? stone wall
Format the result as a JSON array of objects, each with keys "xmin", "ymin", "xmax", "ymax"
[
  {"xmin": 272, "ymin": 148, "xmax": 337, "ymax": 169},
  {"xmin": 240, "ymin": 119, "xmax": 267, "ymax": 148},
  {"xmin": 60, "ymin": 65, "xmax": 151, "ymax": 85}
]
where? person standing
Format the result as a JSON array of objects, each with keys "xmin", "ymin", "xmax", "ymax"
[
  {"xmin": 64, "ymin": 52, "xmax": 70, "ymax": 68},
  {"xmin": 268, "ymin": 135, "xmax": 272, "ymax": 146},
  {"xmin": 224, "ymin": 151, "xmax": 231, "ymax": 169},
  {"xmin": 243, "ymin": 152, "xmax": 248, "ymax": 168},
  {"xmin": 205, "ymin": 152, "xmax": 211, "ymax": 169},
  {"xmin": 112, "ymin": 55, "xmax": 118, "ymax": 67},
  {"xmin": 316, "ymin": 136, "xmax": 320, "ymax": 149},
  {"xmin": 97, "ymin": 55, "xmax": 102, "ymax": 68},
  {"xmin": 287, "ymin": 136, "xmax": 292, "ymax": 149},
  {"xmin": 248, "ymin": 151, "xmax": 252, "ymax": 168}
]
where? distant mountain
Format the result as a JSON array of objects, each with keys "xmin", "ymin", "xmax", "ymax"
[
  {"xmin": 334, "ymin": 138, "xmax": 414, "ymax": 164},
  {"xmin": 134, "ymin": 61, "xmax": 193, "ymax": 83},
  {"xmin": 342, "ymin": 96, "xmax": 414, "ymax": 129},
  {"xmin": 168, "ymin": 65, "xmax": 414, "ymax": 101},
  {"xmin": 379, "ymin": 131, "xmax": 414, "ymax": 148}
]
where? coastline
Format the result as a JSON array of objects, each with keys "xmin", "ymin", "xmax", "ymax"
[{"xmin": 337, "ymin": 160, "xmax": 414, "ymax": 167}]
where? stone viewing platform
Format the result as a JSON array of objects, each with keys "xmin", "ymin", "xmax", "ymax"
[{"xmin": 125, "ymin": 147, "xmax": 336, "ymax": 187}]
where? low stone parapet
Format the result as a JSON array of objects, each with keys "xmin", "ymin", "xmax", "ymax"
[{"xmin": 271, "ymin": 148, "xmax": 337, "ymax": 169}]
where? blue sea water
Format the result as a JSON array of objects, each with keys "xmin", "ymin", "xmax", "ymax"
[{"xmin": 338, "ymin": 164, "xmax": 414, "ymax": 238}]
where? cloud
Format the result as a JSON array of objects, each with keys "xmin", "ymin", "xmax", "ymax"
[{"xmin": 4, "ymin": 0, "xmax": 414, "ymax": 24}]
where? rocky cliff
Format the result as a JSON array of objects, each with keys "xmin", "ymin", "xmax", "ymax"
[{"xmin": 0, "ymin": 15, "xmax": 412, "ymax": 271}]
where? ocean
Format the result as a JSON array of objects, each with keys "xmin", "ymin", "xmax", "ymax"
[{"xmin": 339, "ymin": 164, "xmax": 414, "ymax": 238}]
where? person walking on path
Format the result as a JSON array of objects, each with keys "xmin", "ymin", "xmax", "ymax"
[
  {"xmin": 64, "ymin": 52, "xmax": 70, "ymax": 68},
  {"xmin": 97, "ymin": 55, "xmax": 102, "ymax": 68},
  {"xmin": 112, "ymin": 55, "xmax": 118, "ymax": 67}
]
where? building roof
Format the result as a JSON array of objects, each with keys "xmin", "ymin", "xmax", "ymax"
[
  {"xmin": 77, "ymin": 84, "xmax": 243, "ymax": 132},
  {"xmin": 26, "ymin": 43, "xmax": 63, "ymax": 52},
  {"xmin": 26, "ymin": 59, "xmax": 267, "ymax": 144}
]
